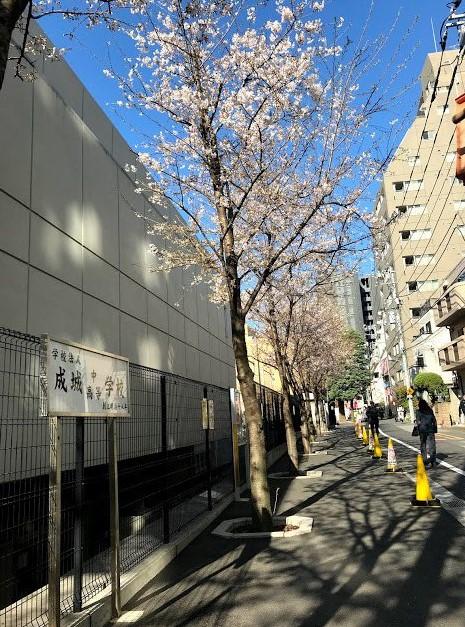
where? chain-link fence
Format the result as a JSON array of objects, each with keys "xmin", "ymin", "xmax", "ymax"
[{"xmin": 0, "ymin": 328, "xmax": 233, "ymax": 627}]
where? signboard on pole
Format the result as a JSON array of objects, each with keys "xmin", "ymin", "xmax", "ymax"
[{"xmin": 42, "ymin": 336, "xmax": 130, "ymax": 417}]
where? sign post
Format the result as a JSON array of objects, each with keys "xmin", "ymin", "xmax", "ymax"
[
  {"xmin": 41, "ymin": 336, "xmax": 130, "ymax": 627},
  {"xmin": 202, "ymin": 391, "xmax": 214, "ymax": 511}
]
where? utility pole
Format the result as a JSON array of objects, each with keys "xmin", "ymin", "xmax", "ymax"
[{"xmin": 387, "ymin": 267, "xmax": 415, "ymax": 422}]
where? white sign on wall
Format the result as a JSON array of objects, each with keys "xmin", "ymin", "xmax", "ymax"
[{"xmin": 43, "ymin": 337, "xmax": 130, "ymax": 417}]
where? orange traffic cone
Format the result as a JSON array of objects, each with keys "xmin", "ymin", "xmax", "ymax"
[
  {"xmin": 357, "ymin": 423, "xmax": 363, "ymax": 440},
  {"xmin": 411, "ymin": 454, "xmax": 441, "ymax": 507},
  {"xmin": 385, "ymin": 438, "xmax": 402, "ymax": 472},
  {"xmin": 372, "ymin": 433, "xmax": 382, "ymax": 460},
  {"xmin": 362, "ymin": 425, "xmax": 369, "ymax": 446},
  {"xmin": 367, "ymin": 429, "xmax": 374, "ymax": 452}
]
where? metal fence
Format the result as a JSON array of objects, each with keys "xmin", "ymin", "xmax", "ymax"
[
  {"xmin": 0, "ymin": 328, "xmax": 234, "ymax": 627},
  {"xmin": 256, "ymin": 383, "xmax": 287, "ymax": 451}
]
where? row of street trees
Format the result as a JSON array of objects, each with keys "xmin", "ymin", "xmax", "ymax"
[{"xmin": 1, "ymin": 0, "xmax": 408, "ymax": 530}]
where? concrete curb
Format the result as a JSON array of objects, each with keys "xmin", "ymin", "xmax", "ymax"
[{"xmin": 212, "ymin": 515, "xmax": 314, "ymax": 539}]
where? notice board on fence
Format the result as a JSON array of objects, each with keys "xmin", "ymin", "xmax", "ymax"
[{"xmin": 42, "ymin": 336, "xmax": 130, "ymax": 417}]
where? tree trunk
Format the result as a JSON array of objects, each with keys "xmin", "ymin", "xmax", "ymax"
[
  {"xmin": 268, "ymin": 311, "xmax": 298, "ymax": 472},
  {"xmin": 282, "ymin": 384, "xmax": 298, "ymax": 473},
  {"xmin": 314, "ymin": 388, "xmax": 322, "ymax": 436},
  {"xmin": 0, "ymin": 0, "xmax": 30, "ymax": 90},
  {"xmin": 231, "ymin": 311, "xmax": 272, "ymax": 531},
  {"xmin": 299, "ymin": 401, "xmax": 311, "ymax": 454}
]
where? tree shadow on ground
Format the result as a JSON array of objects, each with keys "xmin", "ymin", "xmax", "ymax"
[{"xmin": 117, "ymin": 428, "xmax": 465, "ymax": 627}]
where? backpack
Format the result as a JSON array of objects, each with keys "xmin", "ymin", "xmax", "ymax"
[{"xmin": 416, "ymin": 410, "xmax": 435, "ymax": 433}]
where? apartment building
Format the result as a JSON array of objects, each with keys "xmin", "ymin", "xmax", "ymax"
[
  {"xmin": 374, "ymin": 50, "xmax": 465, "ymax": 386},
  {"xmin": 332, "ymin": 274, "xmax": 365, "ymax": 336}
]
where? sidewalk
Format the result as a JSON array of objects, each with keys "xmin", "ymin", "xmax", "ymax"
[{"xmin": 112, "ymin": 426, "xmax": 465, "ymax": 627}]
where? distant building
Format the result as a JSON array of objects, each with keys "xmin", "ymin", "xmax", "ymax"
[
  {"xmin": 374, "ymin": 50, "xmax": 465, "ymax": 385},
  {"xmin": 332, "ymin": 274, "xmax": 365, "ymax": 336}
]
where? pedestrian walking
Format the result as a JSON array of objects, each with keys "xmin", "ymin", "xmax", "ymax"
[
  {"xmin": 328, "ymin": 402, "xmax": 337, "ymax": 430},
  {"xmin": 415, "ymin": 398, "xmax": 438, "ymax": 468},
  {"xmin": 459, "ymin": 396, "xmax": 465, "ymax": 425},
  {"xmin": 366, "ymin": 401, "xmax": 379, "ymax": 438}
]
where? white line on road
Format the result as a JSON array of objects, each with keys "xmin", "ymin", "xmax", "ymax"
[
  {"xmin": 379, "ymin": 428, "xmax": 465, "ymax": 478},
  {"xmin": 403, "ymin": 472, "xmax": 465, "ymax": 529}
]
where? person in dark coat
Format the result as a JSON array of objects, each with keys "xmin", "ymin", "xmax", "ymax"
[
  {"xmin": 366, "ymin": 401, "xmax": 379, "ymax": 438},
  {"xmin": 415, "ymin": 398, "xmax": 438, "ymax": 467},
  {"xmin": 328, "ymin": 402, "xmax": 337, "ymax": 430}
]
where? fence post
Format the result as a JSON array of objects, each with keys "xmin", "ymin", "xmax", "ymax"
[
  {"xmin": 204, "ymin": 387, "xmax": 212, "ymax": 511},
  {"xmin": 160, "ymin": 375, "xmax": 170, "ymax": 543},
  {"xmin": 73, "ymin": 418, "xmax": 84, "ymax": 612},
  {"xmin": 107, "ymin": 418, "xmax": 121, "ymax": 619},
  {"xmin": 48, "ymin": 416, "xmax": 62, "ymax": 627}
]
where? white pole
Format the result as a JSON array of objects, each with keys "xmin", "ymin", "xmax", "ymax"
[{"xmin": 431, "ymin": 18, "xmax": 438, "ymax": 52}]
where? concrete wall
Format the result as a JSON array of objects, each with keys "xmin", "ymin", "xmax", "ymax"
[{"xmin": 0, "ymin": 37, "xmax": 235, "ymax": 389}]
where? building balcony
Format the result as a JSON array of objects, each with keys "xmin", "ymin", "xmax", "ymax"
[
  {"xmin": 435, "ymin": 283, "xmax": 465, "ymax": 327},
  {"xmin": 438, "ymin": 336, "xmax": 465, "ymax": 371}
]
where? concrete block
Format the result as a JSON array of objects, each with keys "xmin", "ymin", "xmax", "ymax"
[
  {"xmin": 167, "ymin": 268, "xmax": 184, "ymax": 310},
  {"xmin": 120, "ymin": 313, "xmax": 147, "ymax": 365},
  {"xmin": 147, "ymin": 294, "xmax": 169, "ymax": 333},
  {"xmin": 198, "ymin": 351, "xmax": 212, "ymax": 383},
  {"xmin": 185, "ymin": 318, "xmax": 199, "ymax": 349},
  {"xmin": 29, "ymin": 214, "xmax": 82, "ymax": 289},
  {"xmin": 0, "ymin": 190, "xmax": 29, "ymax": 261},
  {"xmin": 42, "ymin": 57, "xmax": 83, "ymax": 116},
  {"xmin": 82, "ymin": 90, "xmax": 112, "ymax": 153},
  {"xmin": 185, "ymin": 345, "xmax": 201, "ymax": 381},
  {"xmin": 0, "ymin": 67, "xmax": 33, "ymax": 206},
  {"xmin": 82, "ymin": 294, "xmax": 120, "ymax": 355},
  {"xmin": 198, "ymin": 327, "xmax": 210, "ymax": 353},
  {"xmin": 32, "ymin": 78, "xmax": 83, "ymax": 241},
  {"xmin": 120, "ymin": 275, "xmax": 147, "ymax": 322},
  {"xmin": 119, "ymin": 195, "xmax": 147, "ymax": 285},
  {"xmin": 0, "ymin": 253, "xmax": 28, "ymax": 332},
  {"xmin": 208, "ymin": 303, "xmax": 220, "ymax": 338},
  {"xmin": 28, "ymin": 268, "xmax": 82, "ymax": 341},
  {"xmin": 146, "ymin": 327, "xmax": 169, "ymax": 372},
  {"xmin": 82, "ymin": 132, "xmax": 119, "ymax": 266},
  {"xmin": 168, "ymin": 336, "xmax": 187, "ymax": 377},
  {"xmin": 83, "ymin": 249, "xmax": 119, "ymax": 308},
  {"xmin": 112, "ymin": 128, "xmax": 138, "ymax": 177},
  {"xmin": 168, "ymin": 308, "xmax": 185, "ymax": 342}
]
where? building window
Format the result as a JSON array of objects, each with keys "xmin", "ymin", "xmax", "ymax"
[
  {"xmin": 408, "ymin": 281, "xmax": 418, "ymax": 292},
  {"xmin": 458, "ymin": 225, "xmax": 465, "ymax": 238},
  {"xmin": 411, "ymin": 308, "xmax": 421, "ymax": 318},
  {"xmin": 437, "ymin": 105, "xmax": 450, "ymax": 115},
  {"xmin": 400, "ymin": 229, "xmax": 431, "ymax": 241},
  {"xmin": 422, "ymin": 130, "xmax": 435, "ymax": 140},
  {"xmin": 408, "ymin": 155, "xmax": 420, "ymax": 167},
  {"xmin": 425, "ymin": 321, "xmax": 432, "ymax": 334},
  {"xmin": 454, "ymin": 200, "xmax": 465, "ymax": 210},
  {"xmin": 446, "ymin": 151, "xmax": 456, "ymax": 163},
  {"xmin": 393, "ymin": 180, "xmax": 423, "ymax": 192},
  {"xmin": 404, "ymin": 256, "xmax": 414, "ymax": 266},
  {"xmin": 417, "ymin": 353, "xmax": 425, "ymax": 368}
]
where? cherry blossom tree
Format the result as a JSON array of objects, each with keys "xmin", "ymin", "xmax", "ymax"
[
  {"xmin": 0, "ymin": 0, "xmax": 148, "ymax": 88},
  {"xmin": 106, "ymin": 0, "xmax": 400, "ymax": 529},
  {"xmin": 288, "ymin": 293, "xmax": 353, "ymax": 435}
]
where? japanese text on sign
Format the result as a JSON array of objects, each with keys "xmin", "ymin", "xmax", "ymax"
[{"xmin": 44, "ymin": 338, "xmax": 130, "ymax": 417}]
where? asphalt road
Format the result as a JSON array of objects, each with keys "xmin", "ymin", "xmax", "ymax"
[
  {"xmin": 112, "ymin": 426, "xmax": 465, "ymax": 627},
  {"xmin": 378, "ymin": 420, "xmax": 465, "ymax": 502}
]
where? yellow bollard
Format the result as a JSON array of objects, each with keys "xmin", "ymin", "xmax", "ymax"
[
  {"xmin": 372, "ymin": 434, "xmax": 382, "ymax": 460},
  {"xmin": 411, "ymin": 454, "xmax": 441, "ymax": 507},
  {"xmin": 362, "ymin": 425, "xmax": 369, "ymax": 446}
]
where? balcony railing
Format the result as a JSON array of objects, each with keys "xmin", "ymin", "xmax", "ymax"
[
  {"xmin": 438, "ymin": 336, "xmax": 465, "ymax": 371},
  {"xmin": 435, "ymin": 283, "xmax": 465, "ymax": 327}
]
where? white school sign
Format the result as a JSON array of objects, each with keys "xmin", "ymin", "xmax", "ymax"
[{"xmin": 43, "ymin": 337, "xmax": 130, "ymax": 417}]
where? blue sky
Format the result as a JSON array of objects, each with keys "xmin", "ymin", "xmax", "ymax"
[{"xmin": 40, "ymin": 0, "xmax": 458, "ymax": 276}]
